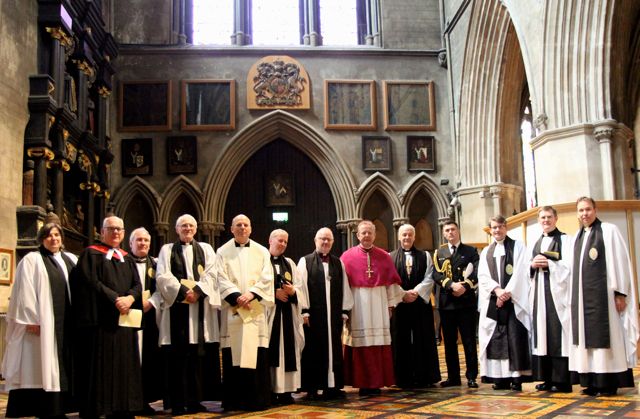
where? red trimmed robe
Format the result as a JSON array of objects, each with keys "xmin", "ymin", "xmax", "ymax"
[{"xmin": 340, "ymin": 245, "xmax": 404, "ymax": 389}]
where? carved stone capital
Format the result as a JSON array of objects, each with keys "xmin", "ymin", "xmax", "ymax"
[
  {"xmin": 154, "ymin": 222, "xmax": 170, "ymax": 235},
  {"xmin": 393, "ymin": 218, "xmax": 410, "ymax": 228},
  {"xmin": 533, "ymin": 113, "xmax": 548, "ymax": 131},
  {"xmin": 594, "ymin": 126, "xmax": 614, "ymax": 143},
  {"xmin": 489, "ymin": 186, "xmax": 502, "ymax": 198},
  {"xmin": 438, "ymin": 50, "xmax": 447, "ymax": 69}
]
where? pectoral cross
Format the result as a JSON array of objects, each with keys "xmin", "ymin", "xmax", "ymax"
[{"xmin": 366, "ymin": 253, "xmax": 374, "ymax": 278}]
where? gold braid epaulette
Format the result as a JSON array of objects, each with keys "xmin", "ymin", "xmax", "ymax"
[{"xmin": 433, "ymin": 249, "xmax": 453, "ymax": 288}]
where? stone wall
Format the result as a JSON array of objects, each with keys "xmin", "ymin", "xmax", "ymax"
[{"xmin": 0, "ymin": 0, "xmax": 38, "ymax": 251}]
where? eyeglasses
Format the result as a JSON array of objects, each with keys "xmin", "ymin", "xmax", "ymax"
[{"xmin": 104, "ymin": 226, "xmax": 125, "ymax": 233}]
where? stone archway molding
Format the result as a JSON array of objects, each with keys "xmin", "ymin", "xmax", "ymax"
[
  {"xmin": 400, "ymin": 172, "xmax": 449, "ymax": 219},
  {"xmin": 159, "ymin": 175, "xmax": 205, "ymax": 223},
  {"xmin": 112, "ymin": 176, "xmax": 162, "ymax": 223},
  {"xmin": 202, "ymin": 110, "xmax": 357, "ymax": 226},
  {"xmin": 355, "ymin": 172, "xmax": 403, "ymax": 221}
]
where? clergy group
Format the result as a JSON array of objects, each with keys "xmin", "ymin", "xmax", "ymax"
[{"xmin": 2, "ymin": 196, "xmax": 638, "ymax": 418}]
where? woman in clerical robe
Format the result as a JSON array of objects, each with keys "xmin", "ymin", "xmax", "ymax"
[{"xmin": 2, "ymin": 222, "xmax": 78, "ymax": 418}]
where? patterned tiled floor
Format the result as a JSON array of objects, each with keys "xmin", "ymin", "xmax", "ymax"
[{"xmin": 3, "ymin": 344, "xmax": 640, "ymax": 418}]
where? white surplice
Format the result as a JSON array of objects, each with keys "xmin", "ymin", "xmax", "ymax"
[
  {"xmin": 267, "ymin": 256, "xmax": 305, "ymax": 393},
  {"xmin": 217, "ymin": 239, "xmax": 274, "ymax": 369},
  {"xmin": 2, "ymin": 251, "xmax": 77, "ymax": 392},
  {"xmin": 156, "ymin": 241, "xmax": 221, "ymax": 345},
  {"xmin": 569, "ymin": 222, "xmax": 639, "ymax": 374},
  {"xmin": 528, "ymin": 234, "xmax": 573, "ymax": 357},
  {"xmin": 478, "ymin": 239, "xmax": 531, "ymax": 379}
]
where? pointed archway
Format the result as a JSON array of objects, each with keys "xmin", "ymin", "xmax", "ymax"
[{"xmin": 202, "ymin": 110, "xmax": 358, "ymax": 246}]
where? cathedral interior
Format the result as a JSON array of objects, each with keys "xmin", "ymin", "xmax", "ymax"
[{"xmin": 1, "ymin": 0, "xmax": 640, "ymax": 417}]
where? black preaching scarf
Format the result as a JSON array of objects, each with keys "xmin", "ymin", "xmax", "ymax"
[
  {"xmin": 530, "ymin": 228, "xmax": 564, "ymax": 349},
  {"xmin": 269, "ymin": 256, "xmax": 297, "ymax": 371},
  {"xmin": 485, "ymin": 236, "xmax": 514, "ymax": 324},
  {"xmin": 572, "ymin": 219, "xmax": 609, "ymax": 348},
  {"xmin": 391, "ymin": 247, "xmax": 427, "ymax": 293},
  {"xmin": 39, "ymin": 246, "xmax": 75, "ymax": 391},
  {"xmin": 169, "ymin": 240, "xmax": 206, "ymax": 346}
]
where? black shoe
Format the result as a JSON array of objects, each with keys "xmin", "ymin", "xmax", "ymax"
[
  {"xmin": 358, "ymin": 388, "xmax": 381, "ymax": 396},
  {"xmin": 492, "ymin": 382, "xmax": 510, "ymax": 390},
  {"xmin": 279, "ymin": 393, "xmax": 295, "ymax": 405},
  {"xmin": 324, "ymin": 388, "xmax": 346, "ymax": 399},
  {"xmin": 440, "ymin": 379, "xmax": 462, "ymax": 387},
  {"xmin": 186, "ymin": 403, "xmax": 208, "ymax": 413},
  {"xmin": 171, "ymin": 406, "xmax": 187, "ymax": 416},
  {"xmin": 552, "ymin": 384, "xmax": 572, "ymax": 393},
  {"xmin": 510, "ymin": 383, "xmax": 522, "ymax": 391},
  {"xmin": 536, "ymin": 382, "xmax": 552, "ymax": 391},
  {"xmin": 467, "ymin": 379, "xmax": 478, "ymax": 388},
  {"xmin": 303, "ymin": 390, "xmax": 319, "ymax": 401},
  {"xmin": 581, "ymin": 387, "xmax": 598, "ymax": 396},
  {"xmin": 600, "ymin": 387, "xmax": 617, "ymax": 396}
]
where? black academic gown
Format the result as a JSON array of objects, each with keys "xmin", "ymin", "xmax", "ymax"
[
  {"xmin": 390, "ymin": 247, "xmax": 441, "ymax": 387},
  {"xmin": 300, "ymin": 252, "xmax": 346, "ymax": 392},
  {"xmin": 128, "ymin": 254, "xmax": 164, "ymax": 405},
  {"xmin": 70, "ymin": 244, "xmax": 143, "ymax": 417}
]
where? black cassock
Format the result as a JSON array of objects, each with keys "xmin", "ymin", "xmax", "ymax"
[
  {"xmin": 390, "ymin": 247, "xmax": 441, "ymax": 387},
  {"xmin": 70, "ymin": 244, "xmax": 143, "ymax": 417},
  {"xmin": 300, "ymin": 252, "xmax": 346, "ymax": 392},
  {"xmin": 128, "ymin": 254, "xmax": 164, "ymax": 405}
]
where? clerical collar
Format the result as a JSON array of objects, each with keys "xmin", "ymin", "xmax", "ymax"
[
  {"xmin": 495, "ymin": 239, "xmax": 505, "ymax": 245},
  {"xmin": 132, "ymin": 255, "xmax": 147, "ymax": 263},
  {"xmin": 359, "ymin": 244, "xmax": 374, "ymax": 253},
  {"xmin": 319, "ymin": 253, "xmax": 329, "ymax": 263},
  {"xmin": 235, "ymin": 240, "xmax": 250, "ymax": 247},
  {"xmin": 271, "ymin": 255, "xmax": 280, "ymax": 260},
  {"xmin": 180, "ymin": 241, "xmax": 192, "ymax": 246},
  {"xmin": 583, "ymin": 226, "xmax": 592, "ymax": 233}
]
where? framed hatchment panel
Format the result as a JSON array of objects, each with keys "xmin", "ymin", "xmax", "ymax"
[
  {"xmin": 324, "ymin": 80, "xmax": 376, "ymax": 130},
  {"xmin": 121, "ymin": 138, "xmax": 153, "ymax": 176},
  {"xmin": 407, "ymin": 135, "xmax": 436, "ymax": 172},
  {"xmin": 181, "ymin": 79, "xmax": 236, "ymax": 131},
  {"xmin": 362, "ymin": 136, "xmax": 392, "ymax": 172},
  {"xmin": 383, "ymin": 81, "xmax": 436, "ymax": 131},
  {"xmin": 118, "ymin": 81, "xmax": 172, "ymax": 132},
  {"xmin": 0, "ymin": 248, "xmax": 14, "ymax": 285},
  {"xmin": 265, "ymin": 172, "xmax": 295, "ymax": 207},
  {"xmin": 167, "ymin": 136, "xmax": 197, "ymax": 175}
]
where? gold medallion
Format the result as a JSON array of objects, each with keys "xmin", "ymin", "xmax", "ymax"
[
  {"xmin": 249, "ymin": 280, "xmax": 256, "ymax": 287},
  {"xmin": 589, "ymin": 248, "xmax": 598, "ymax": 260},
  {"xmin": 148, "ymin": 267, "xmax": 155, "ymax": 278},
  {"xmin": 284, "ymin": 272, "xmax": 292, "ymax": 282},
  {"xmin": 198, "ymin": 264, "xmax": 204, "ymax": 275},
  {"xmin": 505, "ymin": 264, "xmax": 513, "ymax": 275}
]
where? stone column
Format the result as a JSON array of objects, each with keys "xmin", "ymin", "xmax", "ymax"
[{"xmin": 594, "ymin": 125, "xmax": 615, "ymax": 200}]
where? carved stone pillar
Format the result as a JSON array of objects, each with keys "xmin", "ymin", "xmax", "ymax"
[
  {"xmin": 154, "ymin": 222, "xmax": 170, "ymax": 247},
  {"xmin": 391, "ymin": 218, "xmax": 410, "ymax": 251},
  {"xmin": 594, "ymin": 126, "xmax": 615, "ymax": 200}
]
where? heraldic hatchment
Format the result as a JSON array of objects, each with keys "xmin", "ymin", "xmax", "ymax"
[{"xmin": 247, "ymin": 55, "xmax": 310, "ymax": 110}]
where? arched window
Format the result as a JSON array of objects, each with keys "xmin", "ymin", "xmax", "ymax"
[
  {"xmin": 190, "ymin": 0, "xmax": 379, "ymax": 47},
  {"xmin": 521, "ymin": 96, "xmax": 537, "ymax": 208}
]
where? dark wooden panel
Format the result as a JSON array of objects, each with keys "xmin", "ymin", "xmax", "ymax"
[{"xmin": 222, "ymin": 139, "xmax": 337, "ymax": 262}]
